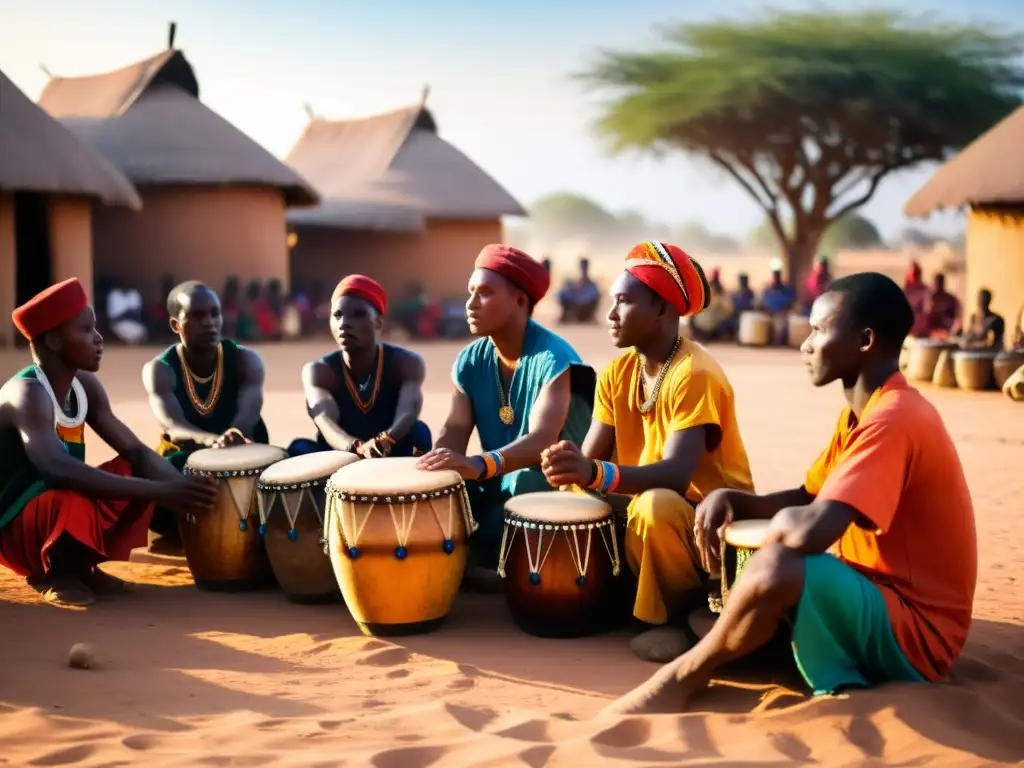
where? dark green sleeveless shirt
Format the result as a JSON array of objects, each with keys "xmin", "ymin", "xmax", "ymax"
[{"xmin": 0, "ymin": 367, "xmax": 87, "ymax": 530}]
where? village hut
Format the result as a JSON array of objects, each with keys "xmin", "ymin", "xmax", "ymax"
[
  {"xmin": 284, "ymin": 93, "xmax": 525, "ymax": 303},
  {"xmin": 0, "ymin": 68, "xmax": 140, "ymax": 347},
  {"xmin": 905, "ymin": 105, "xmax": 1024, "ymax": 336},
  {"xmin": 37, "ymin": 26, "xmax": 319, "ymax": 299}
]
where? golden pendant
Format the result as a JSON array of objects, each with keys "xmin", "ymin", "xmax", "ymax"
[{"xmin": 499, "ymin": 405, "xmax": 515, "ymax": 425}]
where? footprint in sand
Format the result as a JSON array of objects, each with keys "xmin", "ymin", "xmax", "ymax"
[
  {"xmin": 255, "ymin": 718, "xmax": 287, "ymax": 731},
  {"xmin": 357, "ymin": 647, "xmax": 412, "ymax": 667},
  {"xmin": 317, "ymin": 718, "xmax": 355, "ymax": 731},
  {"xmin": 27, "ymin": 744, "xmax": 96, "ymax": 766},
  {"xmin": 385, "ymin": 668, "xmax": 411, "ymax": 679},
  {"xmin": 768, "ymin": 732, "xmax": 814, "ymax": 763},
  {"xmin": 518, "ymin": 745, "xmax": 556, "ymax": 768},
  {"xmin": 121, "ymin": 734, "xmax": 162, "ymax": 752},
  {"xmin": 446, "ymin": 677, "xmax": 476, "ymax": 692},
  {"xmin": 443, "ymin": 703, "xmax": 498, "ymax": 732},
  {"xmin": 370, "ymin": 745, "xmax": 446, "ymax": 768},
  {"xmin": 496, "ymin": 719, "xmax": 552, "ymax": 743},
  {"xmin": 589, "ymin": 717, "xmax": 651, "ymax": 749},
  {"xmin": 362, "ymin": 698, "xmax": 387, "ymax": 709}
]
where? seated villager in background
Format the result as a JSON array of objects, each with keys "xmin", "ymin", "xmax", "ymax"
[
  {"xmin": 288, "ymin": 275, "xmax": 431, "ymax": 459},
  {"xmin": 105, "ymin": 281, "xmax": 149, "ymax": 345},
  {"xmin": 0, "ymin": 279, "xmax": 217, "ymax": 606},
  {"xmin": 557, "ymin": 257, "xmax": 601, "ymax": 323},
  {"xmin": 689, "ymin": 268, "xmax": 734, "ymax": 342},
  {"xmin": 542, "ymin": 242, "xmax": 754, "ymax": 663},
  {"xmin": 603, "ymin": 272, "xmax": 977, "ymax": 715},
  {"xmin": 418, "ymin": 244, "xmax": 595, "ymax": 569},
  {"xmin": 960, "ymin": 288, "xmax": 1005, "ymax": 351},
  {"xmin": 926, "ymin": 273, "xmax": 961, "ymax": 338},
  {"xmin": 142, "ymin": 281, "xmax": 268, "ymax": 553},
  {"xmin": 759, "ymin": 262, "xmax": 797, "ymax": 345}
]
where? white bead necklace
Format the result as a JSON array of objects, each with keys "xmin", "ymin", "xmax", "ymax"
[{"xmin": 33, "ymin": 365, "xmax": 88, "ymax": 429}]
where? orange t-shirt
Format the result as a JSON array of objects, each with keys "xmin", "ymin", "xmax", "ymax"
[
  {"xmin": 804, "ymin": 373, "xmax": 977, "ymax": 681},
  {"xmin": 593, "ymin": 340, "xmax": 754, "ymax": 501}
]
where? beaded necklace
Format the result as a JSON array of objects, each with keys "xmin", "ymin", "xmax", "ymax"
[
  {"xmin": 33, "ymin": 365, "xmax": 87, "ymax": 429},
  {"xmin": 343, "ymin": 345, "xmax": 384, "ymax": 414},
  {"xmin": 177, "ymin": 343, "xmax": 224, "ymax": 417},
  {"xmin": 638, "ymin": 335, "xmax": 681, "ymax": 414}
]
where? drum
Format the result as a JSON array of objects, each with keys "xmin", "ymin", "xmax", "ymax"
[
  {"xmin": 931, "ymin": 349, "xmax": 956, "ymax": 388},
  {"xmin": 498, "ymin": 492, "xmax": 621, "ymax": 638},
  {"xmin": 324, "ymin": 457, "xmax": 475, "ymax": 636},
  {"xmin": 738, "ymin": 311, "xmax": 772, "ymax": 347},
  {"xmin": 994, "ymin": 350, "xmax": 1024, "ymax": 390},
  {"xmin": 182, "ymin": 443, "xmax": 286, "ymax": 591},
  {"xmin": 708, "ymin": 519, "xmax": 770, "ymax": 614},
  {"xmin": 787, "ymin": 314, "xmax": 811, "ymax": 349},
  {"xmin": 1003, "ymin": 362, "xmax": 1024, "ymax": 402},
  {"xmin": 257, "ymin": 450, "xmax": 360, "ymax": 603},
  {"xmin": 952, "ymin": 349, "xmax": 997, "ymax": 391},
  {"xmin": 906, "ymin": 339, "xmax": 957, "ymax": 382}
]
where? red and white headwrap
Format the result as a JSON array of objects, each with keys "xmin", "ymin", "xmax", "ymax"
[
  {"xmin": 332, "ymin": 275, "xmax": 387, "ymax": 316},
  {"xmin": 624, "ymin": 241, "xmax": 711, "ymax": 318},
  {"xmin": 12, "ymin": 278, "xmax": 89, "ymax": 340}
]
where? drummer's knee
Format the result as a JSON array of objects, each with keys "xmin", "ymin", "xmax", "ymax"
[
  {"xmin": 734, "ymin": 543, "xmax": 805, "ymax": 604},
  {"xmin": 629, "ymin": 489, "xmax": 695, "ymax": 537}
]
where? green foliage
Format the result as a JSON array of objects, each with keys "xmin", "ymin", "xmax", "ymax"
[{"xmin": 749, "ymin": 213, "xmax": 883, "ymax": 250}]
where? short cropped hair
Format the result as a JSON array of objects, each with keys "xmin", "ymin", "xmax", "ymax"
[
  {"xmin": 827, "ymin": 272, "xmax": 914, "ymax": 350},
  {"xmin": 167, "ymin": 281, "xmax": 212, "ymax": 318}
]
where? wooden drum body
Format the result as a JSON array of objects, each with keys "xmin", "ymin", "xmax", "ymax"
[
  {"xmin": 257, "ymin": 450, "xmax": 359, "ymax": 603},
  {"xmin": 952, "ymin": 349, "xmax": 997, "ymax": 391},
  {"xmin": 182, "ymin": 444, "xmax": 286, "ymax": 591},
  {"xmin": 738, "ymin": 311, "xmax": 772, "ymax": 347},
  {"xmin": 787, "ymin": 314, "xmax": 811, "ymax": 349},
  {"xmin": 709, "ymin": 519, "xmax": 769, "ymax": 614},
  {"xmin": 906, "ymin": 339, "xmax": 956, "ymax": 382},
  {"xmin": 324, "ymin": 457, "xmax": 475, "ymax": 636},
  {"xmin": 932, "ymin": 349, "xmax": 956, "ymax": 388},
  {"xmin": 498, "ymin": 492, "xmax": 621, "ymax": 638},
  {"xmin": 994, "ymin": 350, "xmax": 1024, "ymax": 390}
]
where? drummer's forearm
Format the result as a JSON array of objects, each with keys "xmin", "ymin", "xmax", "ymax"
[
  {"xmin": 162, "ymin": 420, "xmax": 220, "ymax": 445},
  {"xmin": 730, "ymin": 488, "xmax": 815, "ymax": 521},
  {"xmin": 483, "ymin": 431, "xmax": 556, "ymax": 474},
  {"xmin": 230, "ymin": 386, "xmax": 263, "ymax": 437},
  {"xmin": 132, "ymin": 446, "xmax": 184, "ymax": 481},
  {"xmin": 386, "ymin": 383, "xmax": 423, "ymax": 442},
  {"xmin": 766, "ymin": 500, "xmax": 859, "ymax": 554},
  {"xmin": 314, "ymin": 416, "xmax": 360, "ymax": 452}
]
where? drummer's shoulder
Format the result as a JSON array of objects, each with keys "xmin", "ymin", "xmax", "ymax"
[
  {"xmin": 233, "ymin": 344, "xmax": 266, "ymax": 375},
  {"xmin": 388, "ymin": 345, "xmax": 427, "ymax": 383}
]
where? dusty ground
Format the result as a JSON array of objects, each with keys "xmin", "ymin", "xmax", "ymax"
[{"xmin": 0, "ymin": 327, "xmax": 1021, "ymax": 767}]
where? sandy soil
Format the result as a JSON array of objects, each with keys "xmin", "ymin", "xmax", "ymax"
[{"xmin": 1, "ymin": 327, "xmax": 1021, "ymax": 767}]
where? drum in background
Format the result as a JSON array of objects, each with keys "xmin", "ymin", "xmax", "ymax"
[
  {"xmin": 324, "ymin": 457, "xmax": 475, "ymax": 636},
  {"xmin": 738, "ymin": 311, "xmax": 772, "ymax": 347},
  {"xmin": 906, "ymin": 339, "xmax": 957, "ymax": 382},
  {"xmin": 182, "ymin": 443, "xmax": 286, "ymax": 591},
  {"xmin": 931, "ymin": 349, "xmax": 956, "ymax": 388},
  {"xmin": 787, "ymin": 314, "xmax": 811, "ymax": 349},
  {"xmin": 952, "ymin": 349, "xmax": 998, "ymax": 391},
  {"xmin": 1002, "ymin": 362, "xmax": 1024, "ymax": 402},
  {"xmin": 257, "ymin": 450, "xmax": 359, "ymax": 603},
  {"xmin": 994, "ymin": 350, "xmax": 1024, "ymax": 390},
  {"xmin": 498, "ymin": 492, "xmax": 620, "ymax": 638},
  {"xmin": 708, "ymin": 519, "xmax": 770, "ymax": 614}
]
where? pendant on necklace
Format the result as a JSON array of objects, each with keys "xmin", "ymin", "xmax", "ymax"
[{"xmin": 499, "ymin": 405, "xmax": 515, "ymax": 425}]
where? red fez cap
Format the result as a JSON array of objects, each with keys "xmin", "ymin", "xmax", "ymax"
[
  {"xmin": 475, "ymin": 244, "xmax": 550, "ymax": 303},
  {"xmin": 624, "ymin": 241, "xmax": 711, "ymax": 318},
  {"xmin": 332, "ymin": 275, "xmax": 387, "ymax": 315},
  {"xmin": 12, "ymin": 278, "xmax": 89, "ymax": 340}
]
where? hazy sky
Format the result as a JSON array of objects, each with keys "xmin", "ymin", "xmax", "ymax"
[{"xmin": 3, "ymin": 0, "xmax": 1018, "ymax": 240}]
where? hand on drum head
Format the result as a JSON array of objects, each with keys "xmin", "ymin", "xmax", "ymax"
[
  {"xmin": 415, "ymin": 448, "xmax": 482, "ymax": 479},
  {"xmin": 159, "ymin": 474, "xmax": 219, "ymax": 516},
  {"xmin": 541, "ymin": 441, "xmax": 592, "ymax": 489},
  {"xmin": 694, "ymin": 489, "xmax": 734, "ymax": 572},
  {"xmin": 207, "ymin": 429, "xmax": 248, "ymax": 449},
  {"xmin": 356, "ymin": 436, "xmax": 392, "ymax": 459}
]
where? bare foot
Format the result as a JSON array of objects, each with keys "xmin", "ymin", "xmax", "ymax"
[
  {"xmin": 42, "ymin": 578, "xmax": 95, "ymax": 607},
  {"xmin": 629, "ymin": 626, "xmax": 691, "ymax": 663},
  {"xmin": 85, "ymin": 568, "xmax": 136, "ymax": 595},
  {"xmin": 598, "ymin": 662, "xmax": 710, "ymax": 716}
]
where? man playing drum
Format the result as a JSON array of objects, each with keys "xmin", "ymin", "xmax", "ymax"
[
  {"xmin": 142, "ymin": 281, "xmax": 269, "ymax": 553},
  {"xmin": 288, "ymin": 275, "xmax": 432, "ymax": 460},
  {"xmin": 0, "ymin": 279, "xmax": 218, "ymax": 606},
  {"xmin": 418, "ymin": 245, "xmax": 595, "ymax": 568},
  {"xmin": 542, "ymin": 242, "xmax": 754, "ymax": 662},
  {"xmin": 603, "ymin": 273, "xmax": 977, "ymax": 715}
]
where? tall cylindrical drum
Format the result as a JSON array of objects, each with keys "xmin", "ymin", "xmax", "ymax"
[
  {"xmin": 931, "ymin": 349, "xmax": 956, "ymax": 388},
  {"xmin": 708, "ymin": 519, "xmax": 770, "ymax": 614},
  {"xmin": 906, "ymin": 339, "xmax": 957, "ymax": 382},
  {"xmin": 738, "ymin": 311, "xmax": 772, "ymax": 347},
  {"xmin": 952, "ymin": 349, "xmax": 998, "ymax": 391}
]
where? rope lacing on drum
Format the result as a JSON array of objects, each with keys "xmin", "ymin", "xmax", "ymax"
[{"xmin": 497, "ymin": 518, "xmax": 622, "ymax": 583}]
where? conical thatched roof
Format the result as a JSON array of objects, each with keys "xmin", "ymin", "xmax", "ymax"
[
  {"xmin": 285, "ymin": 103, "xmax": 524, "ymax": 229},
  {"xmin": 0, "ymin": 68, "xmax": 140, "ymax": 208},
  {"xmin": 905, "ymin": 105, "xmax": 1024, "ymax": 217},
  {"xmin": 62, "ymin": 85, "xmax": 319, "ymax": 207}
]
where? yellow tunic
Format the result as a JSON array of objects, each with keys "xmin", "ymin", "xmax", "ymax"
[{"xmin": 594, "ymin": 340, "xmax": 754, "ymax": 624}]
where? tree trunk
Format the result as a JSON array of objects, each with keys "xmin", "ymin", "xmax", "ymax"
[{"xmin": 784, "ymin": 228, "xmax": 825, "ymax": 306}]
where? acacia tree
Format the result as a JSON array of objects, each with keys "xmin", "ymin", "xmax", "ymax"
[{"xmin": 579, "ymin": 10, "xmax": 1023, "ymax": 285}]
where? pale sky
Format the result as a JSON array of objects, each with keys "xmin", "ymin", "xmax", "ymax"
[{"xmin": 2, "ymin": 0, "xmax": 1018, "ymax": 240}]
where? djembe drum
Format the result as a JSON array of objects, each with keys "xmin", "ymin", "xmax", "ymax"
[
  {"xmin": 498, "ymin": 492, "xmax": 621, "ymax": 638},
  {"xmin": 953, "ymin": 349, "xmax": 997, "ymax": 391},
  {"xmin": 932, "ymin": 348, "xmax": 957, "ymax": 388},
  {"xmin": 738, "ymin": 311, "xmax": 772, "ymax": 347},
  {"xmin": 906, "ymin": 339, "xmax": 957, "ymax": 382},
  {"xmin": 324, "ymin": 457, "xmax": 475, "ymax": 636},
  {"xmin": 994, "ymin": 350, "xmax": 1024, "ymax": 390},
  {"xmin": 787, "ymin": 314, "xmax": 811, "ymax": 349},
  {"xmin": 708, "ymin": 519, "xmax": 770, "ymax": 613},
  {"xmin": 257, "ymin": 450, "xmax": 359, "ymax": 603},
  {"xmin": 182, "ymin": 443, "xmax": 285, "ymax": 591}
]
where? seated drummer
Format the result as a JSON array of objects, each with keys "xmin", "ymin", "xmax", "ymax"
[
  {"xmin": 417, "ymin": 244, "xmax": 595, "ymax": 568},
  {"xmin": 960, "ymin": 288, "xmax": 1005, "ymax": 351},
  {"xmin": 288, "ymin": 275, "xmax": 431, "ymax": 459},
  {"xmin": 142, "ymin": 281, "xmax": 269, "ymax": 552},
  {"xmin": 541, "ymin": 242, "xmax": 754, "ymax": 662},
  {"xmin": 604, "ymin": 273, "xmax": 977, "ymax": 715},
  {"xmin": 0, "ymin": 279, "xmax": 218, "ymax": 607}
]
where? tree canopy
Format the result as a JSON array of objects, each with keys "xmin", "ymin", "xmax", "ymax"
[{"xmin": 578, "ymin": 9, "xmax": 1024, "ymax": 284}]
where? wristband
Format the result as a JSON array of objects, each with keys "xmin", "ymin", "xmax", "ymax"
[
  {"xmin": 587, "ymin": 460, "xmax": 620, "ymax": 495},
  {"xmin": 477, "ymin": 450, "xmax": 505, "ymax": 480},
  {"xmin": 377, "ymin": 431, "xmax": 396, "ymax": 446}
]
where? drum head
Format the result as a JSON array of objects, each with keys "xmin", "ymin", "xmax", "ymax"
[
  {"xmin": 328, "ymin": 456, "xmax": 462, "ymax": 495},
  {"xmin": 915, "ymin": 338, "xmax": 957, "ymax": 350},
  {"xmin": 187, "ymin": 443, "xmax": 287, "ymax": 473},
  {"xmin": 953, "ymin": 349, "xmax": 997, "ymax": 360},
  {"xmin": 723, "ymin": 519, "xmax": 770, "ymax": 549},
  {"xmin": 505, "ymin": 491, "xmax": 611, "ymax": 524},
  {"xmin": 260, "ymin": 450, "xmax": 359, "ymax": 486}
]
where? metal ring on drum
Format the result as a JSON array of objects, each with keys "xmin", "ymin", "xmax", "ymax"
[
  {"xmin": 738, "ymin": 311, "xmax": 772, "ymax": 347},
  {"xmin": 181, "ymin": 443, "xmax": 286, "ymax": 591},
  {"xmin": 256, "ymin": 450, "xmax": 359, "ymax": 604},
  {"xmin": 708, "ymin": 519, "xmax": 770, "ymax": 614},
  {"xmin": 952, "ymin": 349, "xmax": 998, "ymax": 391},
  {"xmin": 323, "ymin": 457, "xmax": 476, "ymax": 637},
  {"xmin": 498, "ymin": 491, "xmax": 621, "ymax": 638}
]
